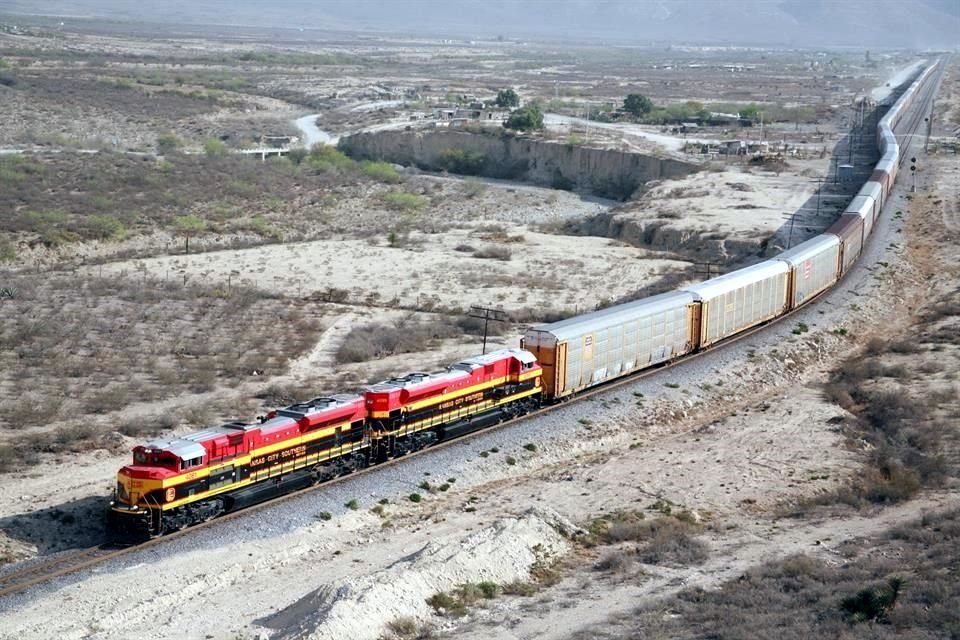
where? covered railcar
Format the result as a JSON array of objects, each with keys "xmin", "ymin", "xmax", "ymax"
[
  {"xmin": 873, "ymin": 155, "xmax": 898, "ymax": 193},
  {"xmin": 775, "ymin": 235, "xmax": 841, "ymax": 307},
  {"xmin": 523, "ymin": 291, "xmax": 697, "ymax": 399},
  {"xmin": 856, "ymin": 183, "xmax": 884, "ymax": 232},
  {"xmin": 826, "ymin": 213, "xmax": 865, "ymax": 276},
  {"xmin": 683, "ymin": 261, "xmax": 790, "ymax": 347}
]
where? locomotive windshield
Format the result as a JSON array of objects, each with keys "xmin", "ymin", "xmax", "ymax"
[{"xmin": 132, "ymin": 450, "xmax": 180, "ymax": 470}]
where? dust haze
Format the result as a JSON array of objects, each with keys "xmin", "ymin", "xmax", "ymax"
[{"xmin": 5, "ymin": 0, "xmax": 959, "ymax": 47}]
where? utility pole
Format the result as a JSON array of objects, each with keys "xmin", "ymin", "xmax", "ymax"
[
  {"xmin": 693, "ymin": 262, "xmax": 722, "ymax": 279},
  {"xmin": 815, "ymin": 177, "xmax": 822, "ymax": 217},
  {"xmin": 468, "ymin": 306, "xmax": 508, "ymax": 355}
]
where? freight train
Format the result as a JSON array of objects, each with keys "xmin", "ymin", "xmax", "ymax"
[{"xmin": 109, "ymin": 59, "xmax": 940, "ymax": 538}]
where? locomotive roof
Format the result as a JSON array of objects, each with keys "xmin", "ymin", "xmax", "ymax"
[
  {"xmin": 525, "ymin": 291, "xmax": 695, "ymax": 342},
  {"xmin": 277, "ymin": 394, "xmax": 362, "ymax": 418},
  {"xmin": 142, "ymin": 437, "xmax": 207, "ymax": 461},
  {"xmin": 365, "ymin": 348, "xmax": 534, "ymax": 392},
  {"xmin": 143, "ymin": 421, "xmax": 260, "ymax": 460}
]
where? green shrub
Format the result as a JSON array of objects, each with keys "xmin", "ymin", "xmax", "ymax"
[
  {"xmin": 156, "ymin": 132, "xmax": 182, "ymax": 155},
  {"xmin": 344, "ymin": 498, "xmax": 359, "ymax": 510},
  {"xmin": 504, "ymin": 104, "xmax": 545, "ymax": 131},
  {"xmin": 382, "ymin": 190, "xmax": 427, "ymax": 212},
  {"xmin": 360, "ymin": 160, "xmax": 401, "ymax": 183},
  {"xmin": 307, "ymin": 145, "xmax": 356, "ymax": 173},
  {"xmin": 203, "ymin": 138, "xmax": 228, "ymax": 157},
  {"xmin": 840, "ymin": 577, "xmax": 904, "ymax": 623},
  {"xmin": 436, "ymin": 148, "xmax": 486, "ymax": 175},
  {"xmin": 426, "ymin": 591, "xmax": 466, "ymax": 617},
  {"xmin": 317, "ymin": 511, "xmax": 332, "ymax": 521},
  {"xmin": 408, "ymin": 493, "xmax": 422, "ymax": 503},
  {"xmin": 82, "ymin": 214, "xmax": 127, "ymax": 241}
]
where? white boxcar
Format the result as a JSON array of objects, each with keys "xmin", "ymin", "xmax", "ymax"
[
  {"xmin": 523, "ymin": 291, "xmax": 697, "ymax": 398},
  {"xmin": 776, "ymin": 234, "xmax": 841, "ymax": 307},
  {"xmin": 683, "ymin": 260, "xmax": 790, "ymax": 348}
]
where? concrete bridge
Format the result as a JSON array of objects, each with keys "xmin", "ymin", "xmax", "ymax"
[{"xmin": 237, "ymin": 147, "xmax": 293, "ymax": 161}]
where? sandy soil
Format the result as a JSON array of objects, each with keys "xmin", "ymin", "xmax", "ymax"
[{"xmin": 84, "ymin": 229, "xmax": 686, "ymax": 315}]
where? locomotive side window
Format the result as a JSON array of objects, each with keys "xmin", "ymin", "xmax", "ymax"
[
  {"xmin": 181, "ymin": 456, "xmax": 204, "ymax": 469},
  {"xmin": 134, "ymin": 451, "xmax": 147, "ymax": 464}
]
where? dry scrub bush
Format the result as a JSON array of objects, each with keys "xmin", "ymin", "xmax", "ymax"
[
  {"xmin": 625, "ymin": 508, "xmax": 960, "ymax": 639},
  {"xmin": 472, "ymin": 245, "xmax": 512, "ymax": 261},
  {"xmin": 586, "ymin": 510, "xmax": 708, "ymax": 567},
  {"xmin": 0, "ymin": 274, "xmax": 320, "ymax": 436},
  {"xmin": 0, "ymin": 148, "xmax": 398, "ymax": 252},
  {"xmin": 811, "ymin": 329, "xmax": 954, "ymax": 510},
  {"xmin": 336, "ymin": 317, "xmax": 465, "ymax": 364},
  {"xmin": 383, "ymin": 616, "xmax": 434, "ymax": 639}
]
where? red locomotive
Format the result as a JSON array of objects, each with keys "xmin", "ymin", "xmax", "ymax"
[{"xmin": 110, "ymin": 349, "xmax": 542, "ymax": 537}]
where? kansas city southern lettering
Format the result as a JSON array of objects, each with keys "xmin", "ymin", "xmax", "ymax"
[{"xmin": 250, "ymin": 444, "xmax": 307, "ymax": 469}]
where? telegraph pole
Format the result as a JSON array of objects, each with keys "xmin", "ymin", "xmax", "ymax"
[
  {"xmin": 468, "ymin": 306, "xmax": 508, "ymax": 355},
  {"xmin": 693, "ymin": 263, "xmax": 722, "ymax": 279}
]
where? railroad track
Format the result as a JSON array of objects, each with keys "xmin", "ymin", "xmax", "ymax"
[
  {"xmin": 0, "ymin": 62, "xmax": 943, "ymax": 602},
  {"xmin": 0, "ymin": 545, "xmax": 128, "ymax": 598}
]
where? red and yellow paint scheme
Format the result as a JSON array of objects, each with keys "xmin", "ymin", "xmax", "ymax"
[
  {"xmin": 109, "ymin": 395, "xmax": 367, "ymax": 537},
  {"xmin": 110, "ymin": 349, "xmax": 543, "ymax": 538},
  {"xmin": 363, "ymin": 348, "xmax": 542, "ymax": 455}
]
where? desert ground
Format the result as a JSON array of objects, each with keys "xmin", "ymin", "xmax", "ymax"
[{"xmin": 0, "ymin": 14, "xmax": 957, "ymax": 640}]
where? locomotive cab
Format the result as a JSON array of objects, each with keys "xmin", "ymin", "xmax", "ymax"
[{"xmin": 109, "ymin": 441, "xmax": 206, "ymax": 538}]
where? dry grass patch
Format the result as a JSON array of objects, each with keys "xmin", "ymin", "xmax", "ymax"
[
  {"xmin": 584, "ymin": 508, "xmax": 709, "ymax": 568},
  {"xmin": 626, "ymin": 508, "xmax": 960, "ymax": 639},
  {"xmin": 801, "ymin": 301, "xmax": 958, "ymax": 513},
  {"xmin": 0, "ymin": 273, "xmax": 321, "ymax": 436}
]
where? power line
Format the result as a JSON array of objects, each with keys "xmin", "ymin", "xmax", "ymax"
[{"xmin": 467, "ymin": 306, "xmax": 508, "ymax": 355}]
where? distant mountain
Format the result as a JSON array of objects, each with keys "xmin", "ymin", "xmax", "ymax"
[{"xmin": 2, "ymin": 0, "xmax": 958, "ymax": 48}]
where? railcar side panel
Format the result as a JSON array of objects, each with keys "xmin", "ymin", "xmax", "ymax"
[
  {"xmin": 683, "ymin": 261, "xmax": 790, "ymax": 347},
  {"xmin": 776, "ymin": 235, "xmax": 841, "ymax": 308},
  {"xmin": 858, "ymin": 184, "xmax": 884, "ymax": 231},
  {"xmin": 523, "ymin": 291, "xmax": 697, "ymax": 398},
  {"xmin": 826, "ymin": 213, "xmax": 865, "ymax": 276}
]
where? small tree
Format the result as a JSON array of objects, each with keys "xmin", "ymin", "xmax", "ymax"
[
  {"xmin": 495, "ymin": 88, "xmax": 519, "ymax": 108},
  {"xmin": 739, "ymin": 104, "xmax": 762, "ymax": 121},
  {"xmin": 173, "ymin": 214, "xmax": 206, "ymax": 254},
  {"xmin": 203, "ymin": 138, "xmax": 228, "ymax": 157},
  {"xmin": 156, "ymin": 132, "xmax": 181, "ymax": 155},
  {"xmin": 623, "ymin": 93, "xmax": 654, "ymax": 117},
  {"xmin": 504, "ymin": 104, "xmax": 544, "ymax": 132}
]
